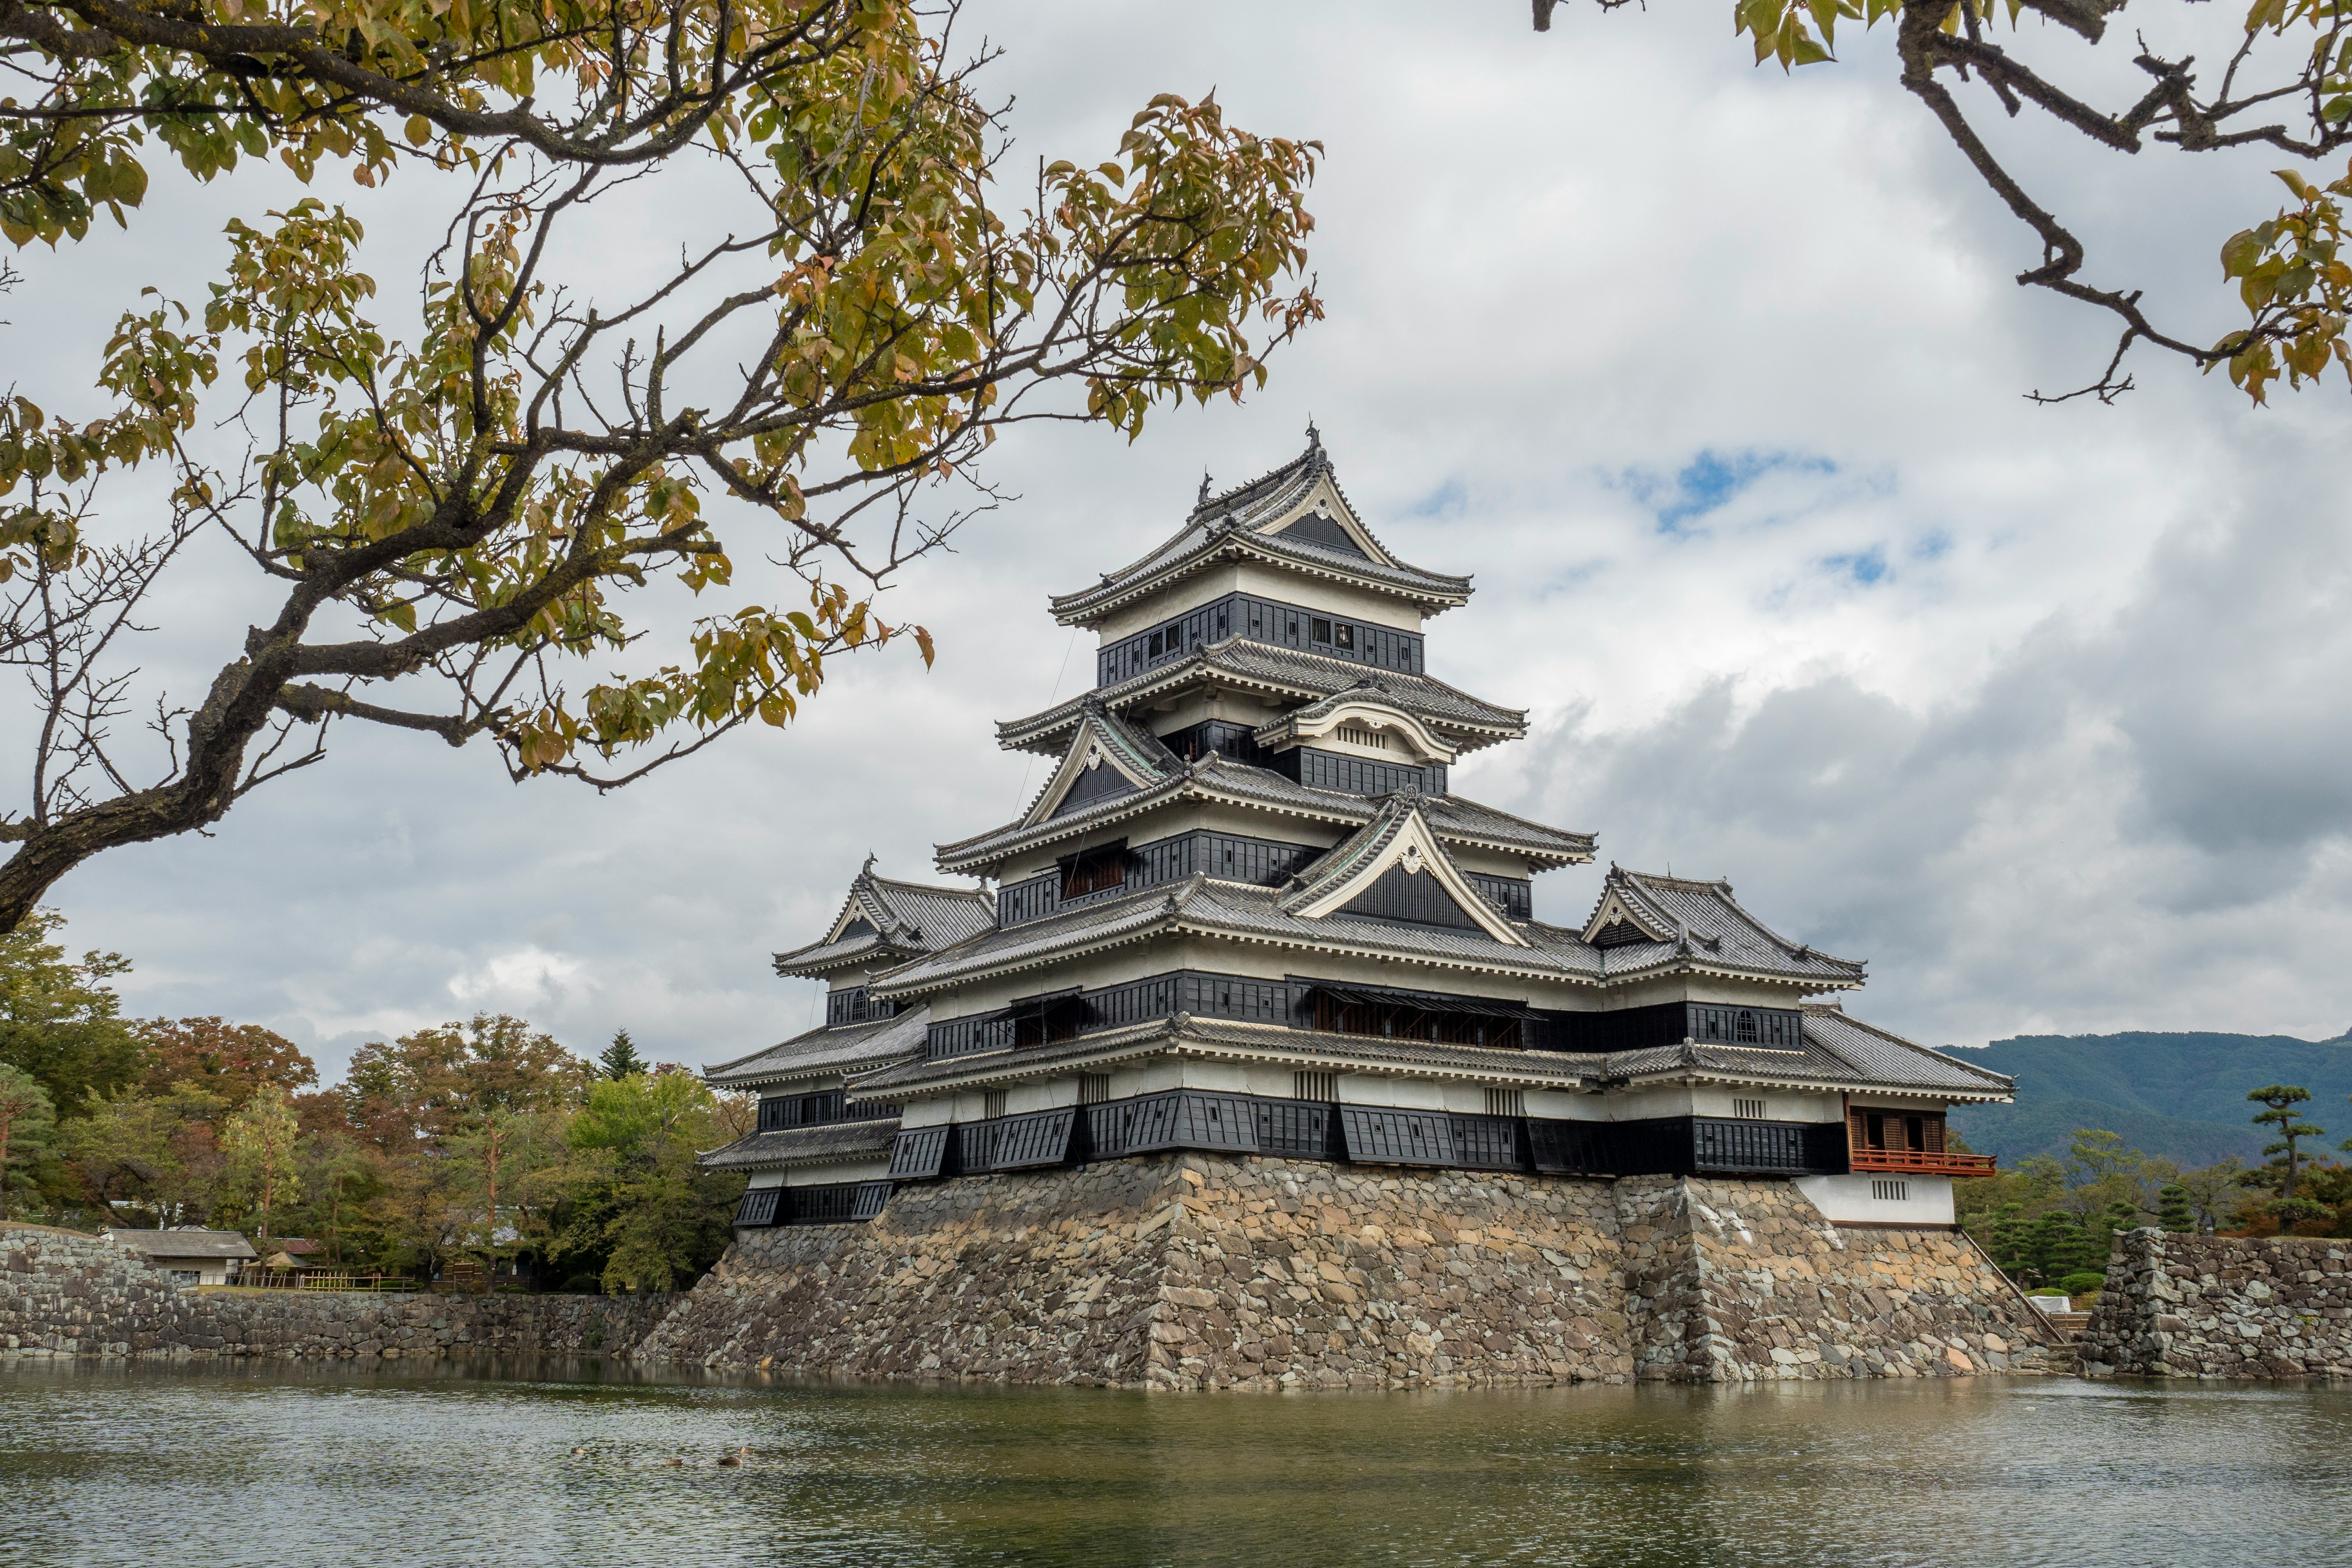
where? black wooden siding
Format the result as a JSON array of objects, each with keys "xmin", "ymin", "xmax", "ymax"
[
  {"xmin": 1544, "ymin": 1002, "xmax": 1806, "ymax": 1054},
  {"xmin": 1338, "ymin": 862, "xmax": 1484, "ymax": 929},
  {"xmin": 825, "ymin": 986, "xmax": 900, "ymax": 1028},
  {"xmin": 996, "ymin": 831, "xmax": 1328, "ymax": 930},
  {"xmin": 757, "ymin": 1090, "xmax": 899, "ymax": 1132},
  {"xmin": 1464, "ymin": 872, "xmax": 1534, "ymax": 921},
  {"xmin": 882, "ymin": 1093, "xmax": 1849, "ymax": 1182},
  {"xmin": 1274, "ymin": 745, "xmax": 1448, "ymax": 798},
  {"xmin": 1096, "ymin": 592, "xmax": 1426, "ymax": 687},
  {"xmin": 955, "ymin": 1107, "xmax": 1078, "ymax": 1172},
  {"xmin": 732, "ymin": 1181, "xmax": 893, "ymax": 1227}
]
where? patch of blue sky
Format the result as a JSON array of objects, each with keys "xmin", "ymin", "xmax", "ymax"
[
  {"xmin": 1407, "ymin": 478, "xmax": 1468, "ymax": 519},
  {"xmin": 1822, "ymin": 545, "xmax": 1890, "ymax": 586},
  {"xmin": 1616, "ymin": 448, "xmax": 1840, "ymax": 536}
]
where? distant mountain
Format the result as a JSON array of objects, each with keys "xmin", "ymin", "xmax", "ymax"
[{"xmin": 1945, "ymin": 1030, "xmax": 2352, "ymax": 1169}]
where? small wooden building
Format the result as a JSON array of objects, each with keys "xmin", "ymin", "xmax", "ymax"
[{"xmin": 100, "ymin": 1228, "xmax": 258, "ymax": 1286}]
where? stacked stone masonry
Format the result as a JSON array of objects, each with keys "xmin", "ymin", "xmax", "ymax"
[
  {"xmin": 2082, "ymin": 1229, "xmax": 2352, "ymax": 1377},
  {"xmin": 636, "ymin": 1157, "xmax": 2055, "ymax": 1387},
  {"xmin": 1, "ymin": 1223, "xmax": 672, "ymax": 1362}
]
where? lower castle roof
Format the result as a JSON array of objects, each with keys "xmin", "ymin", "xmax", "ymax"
[
  {"xmin": 698, "ymin": 1118, "xmax": 901, "ymax": 1171},
  {"xmin": 702, "ymin": 1007, "xmax": 930, "ymax": 1090},
  {"xmin": 847, "ymin": 1007, "xmax": 2013, "ymax": 1103}
]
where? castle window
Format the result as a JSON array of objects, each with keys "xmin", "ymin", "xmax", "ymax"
[
  {"xmin": 1335, "ymin": 623, "xmax": 1355, "ymax": 651},
  {"xmin": 1078, "ymin": 1073, "xmax": 1112, "ymax": 1105},
  {"xmin": 984, "ymin": 1090, "xmax": 1008, "ymax": 1120},
  {"xmin": 1732, "ymin": 1098, "xmax": 1766, "ymax": 1121},
  {"xmin": 1334, "ymin": 725, "xmax": 1388, "ymax": 751},
  {"xmin": 1312, "ymin": 618, "xmax": 1332, "ymax": 644},
  {"xmin": 1871, "ymin": 1180, "xmax": 1910, "ymax": 1202},
  {"xmin": 1483, "ymin": 1088, "xmax": 1525, "ymax": 1117},
  {"xmin": 1735, "ymin": 1010, "xmax": 1759, "ymax": 1044},
  {"xmin": 1294, "ymin": 1071, "xmax": 1338, "ymax": 1102},
  {"xmin": 1060, "ymin": 843, "xmax": 1128, "ymax": 898},
  {"xmin": 1147, "ymin": 631, "xmax": 1163, "ymax": 658}
]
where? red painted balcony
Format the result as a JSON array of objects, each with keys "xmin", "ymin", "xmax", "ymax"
[{"xmin": 1847, "ymin": 1147, "xmax": 1998, "ymax": 1177}]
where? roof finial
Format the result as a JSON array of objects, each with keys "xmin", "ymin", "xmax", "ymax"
[
  {"xmin": 1305, "ymin": 416, "xmax": 1321, "ymax": 451},
  {"xmin": 861, "ymin": 851, "xmax": 877, "ymax": 877},
  {"xmin": 1197, "ymin": 468, "xmax": 1213, "ymax": 508}
]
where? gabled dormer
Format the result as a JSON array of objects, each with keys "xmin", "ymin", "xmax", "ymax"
[
  {"xmin": 1018, "ymin": 704, "xmax": 1183, "ymax": 828},
  {"xmin": 774, "ymin": 858, "xmax": 995, "ymax": 981},
  {"xmin": 1252, "ymin": 683, "xmax": 1459, "ymax": 767},
  {"xmin": 1281, "ymin": 795, "xmax": 1529, "ymax": 946}
]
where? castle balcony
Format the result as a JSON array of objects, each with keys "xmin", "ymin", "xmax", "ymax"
[{"xmin": 1845, "ymin": 1146, "xmax": 1997, "ymax": 1177}]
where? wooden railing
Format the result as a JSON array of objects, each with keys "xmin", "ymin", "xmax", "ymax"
[
  {"xmin": 1847, "ymin": 1147, "xmax": 1997, "ymax": 1176},
  {"xmin": 233, "ymin": 1268, "xmax": 418, "ymax": 1292}
]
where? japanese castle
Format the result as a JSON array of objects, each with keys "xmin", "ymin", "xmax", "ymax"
[{"xmin": 702, "ymin": 431, "xmax": 2010, "ymax": 1230}]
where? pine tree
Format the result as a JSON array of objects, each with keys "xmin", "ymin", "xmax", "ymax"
[
  {"xmin": 2249, "ymin": 1085, "xmax": 2324, "ymax": 1199},
  {"xmin": 598, "ymin": 1031, "xmax": 648, "ymax": 1083},
  {"xmin": 2157, "ymin": 1184, "xmax": 2195, "ymax": 1231}
]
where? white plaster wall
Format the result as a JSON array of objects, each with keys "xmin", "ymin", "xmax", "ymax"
[
  {"xmin": 1685, "ymin": 1088, "xmax": 1843, "ymax": 1122},
  {"xmin": 899, "ymin": 1097, "xmax": 953, "ymax": 1128},
  {"xmin": 1334, "ymin": 1075, "xmax": 1447, "ymax": 1110},
  {"xmin": 782, "ymin": 1158, "xmax": 892, "ymax": 1187},
  {"xmin": 1006, "ymin": 1078, "xmax": 1078, "ymax": 1114},
  {"xmin": 746, "ymin": 1171, "xmax": 787, "ymax": 1189},
  {"xmin": 1795, "ymin": 1174, "xmax": 1956, "ymax": 1226}
]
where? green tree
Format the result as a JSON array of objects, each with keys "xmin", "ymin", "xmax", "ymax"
[
  {"xmin": 598, "ymin": 1030, "xmax": 648, "ymax": 1082},
  {"xmin": 0, "ymin": 1062, "xmax": 56, "ymax": 1216},
  {"xmin": 2156, "ymin": 1184, "xmax": 2194, "ymax": 1233},
  {"xmin": 222, "ymin": 1083, "xmax": 301, "ymax": 1240},
  {"xmin": 0, "ymin": 909, "xmax": 140, "ymax": 1119},
  {"xmin": 59, "ymin": 1083, "xmax": 230, "ymax": 1227},
  {"xmin": 548, "ymin": 1069, "xmax": 741, "ymax": 1294},
  {"xmin": 2177, "ymin": 1157, "xmax": 2252, "ymax": 1234},
  {"xmin": 0, "ymin": 0, "xmax": 1323, "ymax": 932},
  {"xmin": 1535, "ymin": 0, "xmax": 2352, "ymax": 404},
  {"xmin": 2249, "ymin": 1085, "xmax": 2324, "ymax": 1200}
]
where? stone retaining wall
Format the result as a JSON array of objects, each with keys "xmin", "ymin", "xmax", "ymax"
[
  {"xmin": 1, "ymin": 1222, "xmax": 673, "ymax": 1362},
  {"xmin": 635, "ymin": 1155, "xmax": 2053, "ymax": 1387},
  {"xmin": 2080, "ymin": 1229, "xmax": 2352, "ymax": 1377}
]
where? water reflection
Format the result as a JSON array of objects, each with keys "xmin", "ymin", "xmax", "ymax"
[{"xmin": 3, "ymin": 1362, "xmax": 2347, "ymax": 1568}]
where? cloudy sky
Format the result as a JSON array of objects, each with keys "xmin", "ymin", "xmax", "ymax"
[{"xmin": 9, "ymin": 0, "xmax": 2351, "ymax": 1083}]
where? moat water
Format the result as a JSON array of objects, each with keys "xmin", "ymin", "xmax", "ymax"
[{"xmin": 3, "ymin": 1362, "xmax": 2347, "ymax": 1567}]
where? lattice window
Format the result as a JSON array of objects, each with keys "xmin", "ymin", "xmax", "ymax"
[
  {"xmin": 1333, "ymin": 723, "xmax": 1388, "ymax": 750},
  {"xmin": 984, "ymin": 1089, "xmax": 1008, "ymax": 1121},
  {"xmin": 1294, "ymin": 1071, "xmax": 1338, "ymax": 1102},
  {"xmin": 1483, "ymin": 1088, "xmax": 1526, "ymax": 1117},
  {"xmin": 1732, "ymin": 1098, "xmax": 1766, "ymax": 1121},
  {"xmin": 1871, "ymin": 1179, "xmax": 1910, "ymax": 1202},
  {"xmin": 1078, "ymin": 1073, "xmax": 1112, "ymax": 1105}
]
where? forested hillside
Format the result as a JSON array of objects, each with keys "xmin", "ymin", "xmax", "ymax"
[{"xmin": 1947, "ymin": 1030, "xmax": 2352, "ymax": 1165}]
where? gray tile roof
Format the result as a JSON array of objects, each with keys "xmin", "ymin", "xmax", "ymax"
[
  {"xmin": 774, "ymin": 862, "xmax": 995, "ymax": 977},
  {"xmin": 698, "ymin": 1118, "xmax": 901, "ymax": 1172},
  {"xmin": 849, "ymin": 1009, "xmax": 2010, "ymax": 1103},
  {"xmin": 995, "ymin": 638, "xmax": 1527, "ymax": 758},
  {"xmin": 849, "ymin": 1015, "xmax": 1595, "ymax": 1094},
  {"xmin": 1582, "ymin": 867, "xmax": 1868, "ymax": 986},
  {"xmin": 702, "ymin": 1006, "xmax": 930, "ymax": 1088},
  {"xmin": 102, "ymin": 1229, "xmax": 256, "ymax": 1260},
  {"xmin": 937, "ymin": 756, "xmax": 1592, "ymax": 876},
  {"xmin": 1047, "ymin": 435, "xmax": 1472, "ymax": 626}
]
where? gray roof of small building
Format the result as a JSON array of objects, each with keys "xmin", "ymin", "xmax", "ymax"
[
  {"xmin": 102, "ymin": 1229, "xmax": 256, "ymax": 1260},
  {"xmin": 1047, "ymin": 435, "xmax": 1473, "ymax": 626},
  {"xmin": 702, "ymin": 1006, "xmax": 931, "ymax": 1088},
  {"xmin": 698, "ymin": 1118, "xmax": 901, "ymax": 1172},
  {"xmin": 995, "ymin": 638, "xmax": 1527, "ymax": 758},
  {"xmin": 774, "ymin": 864, "xmax": 995, "ymax": 977},
  {"xmin": 871, "ymin": 873, "xmax": 1838, "ymax": 999},
  {"xmin": 937, "ymin": 755, "xmax": 1594, "ymax": 876}
]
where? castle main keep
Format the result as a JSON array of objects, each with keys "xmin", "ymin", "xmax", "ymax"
[{"xmin": 678, "ymin": 432, "xmax": 2043, "ymax": 1385}]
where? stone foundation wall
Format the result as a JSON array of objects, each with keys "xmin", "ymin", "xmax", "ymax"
[
  {"xmin": 1, "ymin": 1223, "xmax": 673, "ymax": 1362},
  {"xmin": 635, "ymin": 1155, "xmax": 2054, "ymax": 1387},
  {"xmin": 2080, "ymin": 1229, "xmax": 2352, "ymax": 1377}
]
